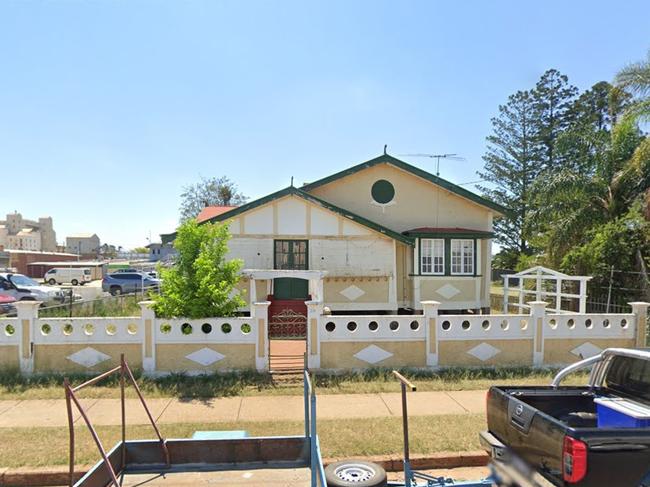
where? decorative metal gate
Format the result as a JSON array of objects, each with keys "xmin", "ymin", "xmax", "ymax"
[{"xmin": 268, "ymin": 308, "xmax": 307, "ymax": 339}]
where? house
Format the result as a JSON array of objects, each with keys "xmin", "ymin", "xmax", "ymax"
[
  {"xmin": 0, "ymin": 213, "xmax": 57, "ymax": 252},
  {"xmin": 162, "ymin": 154, "xmax": 506, "ymax": 316},
  {"xmin": 66, "ymin": 233, "xmax": 101, "ymax": 258},
  {"xmin": 146, "ymin": 242, "xmax": 177, "ymax": 262}
]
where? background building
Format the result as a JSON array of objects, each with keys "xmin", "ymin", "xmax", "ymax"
[
  {"xmin": 66, "ymin": 233, "xmax": 101, "ymax": 258},
  {"xmin": 0, "ymin": 213, "xmax": 57, "ymax": 252}
]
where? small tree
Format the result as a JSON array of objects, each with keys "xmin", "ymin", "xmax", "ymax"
[{"xmin": 152, "ymin": 220, "xmax": 245, "ymax": 318}]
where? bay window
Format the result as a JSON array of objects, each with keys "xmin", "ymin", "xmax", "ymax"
[
  {"xmin": 451, "ymin": 239, "xmax": 474, "ymax": 275},
  {"xmin": 420, "ymin": 238, "xmax": 444, "ymax": 274}
]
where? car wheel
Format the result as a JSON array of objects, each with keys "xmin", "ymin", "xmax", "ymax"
[
  {"xmin": 110, "ymin": 286, "xmax": 122, "ymax": 296},
  {"xmin": 325, "ymin": 460, "xmax": 387, "ymax": 487},
  {"xmin": 48, "ymin": 279, "xmax": 56, "ymax": 285},
  {"xmin": 71, "ymin": 279, "xmax": 78, "ymax": 286}
]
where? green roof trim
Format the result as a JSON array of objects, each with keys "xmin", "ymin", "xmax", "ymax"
[
  {"xmin": 300, "ymin": 154, "xmax": 509, "ymax": 215},
  {"xmin": 403, "ymin": 230, "xmax": 495, "ymax": 239},
  {"xmin": 162, "ymin": 185, "xmax": 414, "ymax": 246}
]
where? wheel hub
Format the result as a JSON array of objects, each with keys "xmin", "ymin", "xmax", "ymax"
[{"xmin": 334, "ymin": 463, "xmax": 376, "ymax": 482}]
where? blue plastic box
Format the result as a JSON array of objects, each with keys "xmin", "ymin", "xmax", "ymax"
[{"xmin": 595, "ymin": 397, "xmax": 650, "ymax": 428}]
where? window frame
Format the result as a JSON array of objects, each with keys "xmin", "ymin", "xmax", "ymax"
[
  {"xmin": 450, "ymin": 238, "xmax": 475, "ymax": 275},
  {"xmin": 419, "ymin": 238, "xmax": 445, "ymax": 275},
  {"xmin": 273, "ymin": 239, "xmax": 309, "ymax": 271}
]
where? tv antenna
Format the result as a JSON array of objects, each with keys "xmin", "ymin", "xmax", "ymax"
[{"xmin": 399, "ymin": 153, "xmax": 465, "ymax": 176}]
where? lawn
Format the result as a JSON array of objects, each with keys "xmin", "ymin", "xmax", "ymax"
[
  {"xmin": 0, "ymin": 367, "xmax": 587, "ymax": 400},
  {"xmin": 0, "ymin": 414, "xmax": 485, "ymax": 468}
]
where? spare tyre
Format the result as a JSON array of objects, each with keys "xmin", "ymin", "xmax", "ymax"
[{"xmin": 325, "ymin": 460, "xmax": 387, "ymax": 487}]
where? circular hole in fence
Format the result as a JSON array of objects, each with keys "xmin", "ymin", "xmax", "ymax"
[
  {"xmin": 462, "ymin": 320, "xmax": 470, "ymax": 330},
  {"xmin": 106, "ymin": 323, "xmax": 117, "ymax": 335},
  {"xmin": 585, "ymin": 319, "xmax": 593, "ymax": 329},
  {"xmin": 567, "ymin": 318, "xmax": 575, "ymax": 329},
  {"xmin": 621, "ymin": 318, "xmax": 628, "ymax": 328},
  {"xmin": 482, "ymin": 319, "xmax": 490, "ymax": 330},
  {"xmin": 41, "ymin": 323, "xmax": 51, "ymax": 335},
  {"xmin": 241, "ymin": 323, "xmax": 251, "ymax": 334},
  {"xmin": 4, "ymin": 324, "xmax": 15, "ymax": 336},
  {"xmin": 181, "ymin": 323, "xmax": 193, "ymax": 335},
  {"xmin": 603, "ymin": 319, "xmax": 610, "ymax": 328},
  {"xmin": 201, "ymin": 323, "xmax": 212, "ymax": 334},
  {"xmin": 127, "ymin": 323, "xmax": 138, "ymax": 335},
  {"xmin": 62, "ymin": 323, "xmax": 73, "ymax": 336},
  {"xmin": 160, "ymin": 323, "xmax": 171, "ymax": 334},
  {"xmin": 549, "ymin": 318, "xmax": 557, "ymax": 329},
  {"xmin": 84, "ymin": 323, "xmax": 95, "ymax": 336},
  {"xmin": 500, "ymin": 319, "xmax": 509, "ymax": 331},
  {"xmin": 410, "ymin": 320, "xmax": 420, "ymax": 331},
  {"xmin": 347, "ymin": 321, "xmax": 357, "ymax": 332},
  {"xmin": 389, "ymin": 320, "xmax": 399, "ymax": 331},
  {"xmin": 368, "ymin": 321, "xmax": 378, "ymax": 331},
  {"xmin": 325, "ymin": 321, "xmax": 336, "ymax": 332},
  {"xmin": 442, "ymin": 320, "xmax": 451, "ymax": 331},
  {"xmin": 520, "ymin": 319, "xmax": 528, "ymax": 330},
  {"xmin": 221, "ymin": 323, "xmax": 232, "ymax": 334}
]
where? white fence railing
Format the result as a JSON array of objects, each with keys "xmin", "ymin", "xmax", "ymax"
[{"xmin": 1, "ymin": 300, "xmax": 649, "ymax": 374}]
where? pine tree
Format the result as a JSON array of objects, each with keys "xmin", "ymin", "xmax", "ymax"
[
  {"xmin": 532, "ymin": 69, "xmax": 578, "ymax": 169},
  {"xmin": 478, "ymin": 90, "xmax": 542, "ymax": 255}
]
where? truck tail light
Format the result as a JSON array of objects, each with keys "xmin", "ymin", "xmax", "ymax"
[{"xmin": 563, "ymin": 435, "xmax": 587, "ymax": 483}]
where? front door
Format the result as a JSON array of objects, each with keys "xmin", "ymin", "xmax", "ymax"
[{"xmin": 273, "ymin": 240, "xmax": 309, "ymax": 299}]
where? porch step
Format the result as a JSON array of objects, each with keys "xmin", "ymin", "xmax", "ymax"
[{"xmin": 269, "ymin": 354, "xmax": 305, "ymax": 375}]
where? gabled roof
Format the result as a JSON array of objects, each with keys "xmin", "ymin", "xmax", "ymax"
[
  {"xmin": 301, "ymin": 153, "xmax": 508, "ymax": 215},
  {"xmin": 196, "ymin": 206, "xmax": 238, "ymax": 223},
  {"xmin": 161, "ymin": 186, "xmax": 414, "ymax": 245}
]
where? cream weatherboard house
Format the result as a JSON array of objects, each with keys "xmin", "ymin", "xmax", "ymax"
[{"xmin": 163, "ymin": 154, "xmax": 506, "ymax": 321}]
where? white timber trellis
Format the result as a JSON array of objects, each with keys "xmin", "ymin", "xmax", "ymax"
[{"xmin": 503, "ymin": 266, "xmax": 592, "ymax": 314}]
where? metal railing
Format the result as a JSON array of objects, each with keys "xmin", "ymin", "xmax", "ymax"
[
  {"xmin": 303, "ymin": 353, "xmax": 327, "ymax": 487},
  {"xmin": 64, "ymin": 354, "xmax": 169, "ymax": 487}
]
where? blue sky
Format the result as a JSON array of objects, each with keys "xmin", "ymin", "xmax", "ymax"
[{"xmin": 1, "ymin": 1, "xmax": 648, "ymax": 249}]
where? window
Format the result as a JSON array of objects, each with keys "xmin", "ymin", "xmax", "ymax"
[
  {"xmin": 274, "ymin": 240, "xmax": 308, "ymax": 270},
  {"xmin": 451, "ymin": 239, "xmax": 474, "ymax": 275},
  {"xmin": 420, "ymin": 239, "xmax": 444, "ymax": 274}
]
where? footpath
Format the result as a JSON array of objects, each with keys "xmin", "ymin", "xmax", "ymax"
[{"xmin": 0, "ymin": 389, "xmax": 486, "ymax": 427}]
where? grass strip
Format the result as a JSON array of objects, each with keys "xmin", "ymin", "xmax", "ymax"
[
  {"xmin": 0, "ymin": 415, "xmax": 485, "ymax": 468},
  {"xmin": 0, "ymin": 367, "xmax": 586, "ymax": 400}
]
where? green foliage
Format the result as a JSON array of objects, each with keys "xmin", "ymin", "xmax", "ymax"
[
  {"xmin": 132, "ymin": 247, "xmax": 148, "ymax": 254},
  {"xmin": 616, "ymin": 49, "xmax": 650, "ymax": 123},
  {"xmin": 179, "ymin": 176, "xmax": 247, "ymax": 222},
  {"xmin": 152, "ymin": 219, "xmax": 245, "ymax": 318},
  {"xmin": 478, "ymin": 90, "xmax": 541, "ymax": 254}
]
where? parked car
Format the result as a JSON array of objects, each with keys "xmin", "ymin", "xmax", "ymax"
[
  {"xmin": 44, "ymin": 267, "xmax": 92, "ymax": 286},
  {"xmin": 0, "ymin": 294, "xmax": 16, "ymax": 316},
  {"xmin": 102, "ymin": 272, "xmax": 160, "ymax": 296},
  {"xmin": 481, "ymin": 348, "xmax": 650, "ymax": 486},
  {"xmin": 114, "ymin": 268, "xmax": 158, "ymax": 278},
  {"xmin": 0, "ymin": 273, "xmax": 65, "ymax": 304}
]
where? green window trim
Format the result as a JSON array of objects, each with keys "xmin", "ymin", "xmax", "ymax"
[
  {"xmin": 415, "ymin": 237, "xmax": 482, "ymax": 277},
  {"xmin": 273, "ymin": 239, "xmax": 309, "ymax": 270}
]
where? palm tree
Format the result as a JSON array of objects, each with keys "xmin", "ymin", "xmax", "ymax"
[{"xmin": 616, "ymin": 49, "xmax": 650, "ymax": 121}]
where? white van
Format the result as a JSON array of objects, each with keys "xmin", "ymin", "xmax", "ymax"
[{"xmin": 44, "ymin": 267, "xmax": 92, "ymax": 286}]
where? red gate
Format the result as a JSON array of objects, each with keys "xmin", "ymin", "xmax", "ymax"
[{"xmin": 268, "ymin": 300, "xmax": 307, "ymax": 339}]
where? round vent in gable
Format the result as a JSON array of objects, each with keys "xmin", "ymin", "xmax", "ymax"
[{"xmin": 371, "ymin": 179, "xmax": 395, "ymax": 204}]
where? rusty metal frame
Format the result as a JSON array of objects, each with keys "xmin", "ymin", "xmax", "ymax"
[{"xmin": 64, "ymin": 354, "xmax": 170, "ymax": 487}]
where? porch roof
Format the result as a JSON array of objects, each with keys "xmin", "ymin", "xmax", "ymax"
[
  {"xmin": 402, "ymin": 227, "xmax": 495, "ymax": 239},
  {"xmin": 242, "ymin": 269, "xmax": 328, "ymax": 280}
]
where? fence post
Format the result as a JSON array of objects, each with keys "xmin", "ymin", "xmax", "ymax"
[
  {"xmin": 306, "ymin": 300, "xmax": 323, "ymax": 370},
  {"xmin": 15, "ymin": 300, "xmax": 41, "ymax": 374},
  {"xmin": 529, "ymin": 301, "xmax": 547, "ymax": 367},
  {"xmin": 421, "ymin": 300, "xmax": 440, "ymax": 367},
  {"xmin": 252, "ymin": 301, "xmax": 271, "ymax": 372},
  {"xmin": 139, "ymin": 301, "xmax": 156, "ymax": 375},
  {"xmin": 630, "ymin": 302, "xmax": 650, "ymax": 348}
]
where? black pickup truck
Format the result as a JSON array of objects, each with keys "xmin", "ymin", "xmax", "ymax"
[{"xmin": 481, "ymin": 348, "xmax": 650, "ymax": 487}]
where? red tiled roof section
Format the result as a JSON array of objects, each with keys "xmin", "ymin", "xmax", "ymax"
[
  {"xmin": 196, "ymin": 206, "xmax": 238, "ymax": 223},
  {"xmin": 403, "ymin": 227, "xmax": 492, "ymax": 234}
]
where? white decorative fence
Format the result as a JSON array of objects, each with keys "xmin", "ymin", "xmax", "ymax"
[{"xmin": 0, "ymin": 299, "xmax": 648, "ymax": 375}]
